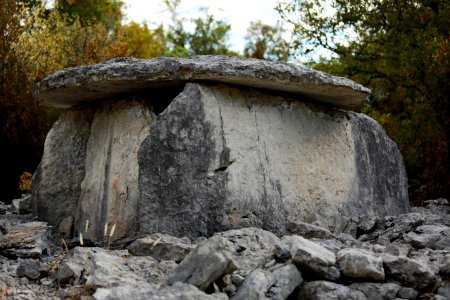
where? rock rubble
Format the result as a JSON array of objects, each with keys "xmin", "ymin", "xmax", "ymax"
[{"xmin": 1, "ymin": 196, "xmax": 449, "ymax": 299}]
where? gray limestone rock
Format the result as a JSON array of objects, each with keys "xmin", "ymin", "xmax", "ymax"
[
  {"xmin": 94, "ymin": 282, "xmax": 228, "ymax": 300},
  {"xmin": 437, "ymin": 282, "xmax": 450, "ymax": 299},
  {"xmin": 128, "ymin": 233, "xmax": 194, "ymax": 263},
  {"xmin": 0, "ymin": 219, "xmax": 11, "ymax": 234},
  {"xmin": 299, "ymin": 281, "xmax": 367, "ymax": 300},
  {"xmin": 404, "ymin": 224, "xmax": 450, "ymax": 250},
  {"xmin": 231, "ymin": 264, "xmax": 302, "ymax": 300},
  {"xmin": 12, "ymin": 195, "xmax": 32, "ymax": 214},
  {"xmin": 349, "ymin": 282, "xmax": 401, "ymax": 300},
  {"xmin": 282, "ymin": 235, "xmax": 340, "ymax": 280},
  {"xmin": 57, "ymin": 246, "xmax": 176, "ymax": 288},
  {"xmin": 357, "ymin": 214, "xmax": 378, "ymax": 234},
  {"xmin": 215, "ymin": 227, "xmax": 285, "ymax": 273},
  {"xmin": 397, "ymin": 287, "xmax": 419, "ymax": 300},
  {"xmin": 139, "ymin": 83, "xmax": 409, "ymax": 239},
  {"xmin": 286, "ymin": 221, "xmax": 336, "ymax": 239},
  {"xmin": 16, "ymin": 260, "xmax": 43, "ymax": 280},
  {"xmin": 32, "ymin": 99, "xmax": 154, "ymax": 241},
  {"xmin": 383, "ymin": 254, "xmax": 438, "ymax": 290},
  {"xmin": 337, "ymin": 248, "xmax": 385, "ymax": 281},
  {"xmin": 36, "ymin": 56, "xmax": 370, "ymax": 110},
  {"xmin": 0, "ymin": 221, "xmax": 51, "ymax": 258},
  {"xmin": 167, "ymin": 236, "xmax": 237, "ymax": 290},
  {"xmin": 32, "ymin": 107, "xmax": 94, "ymax": 237}
]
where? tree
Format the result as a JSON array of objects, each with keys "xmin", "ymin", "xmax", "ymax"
[
  {"xmin": 0, "ymin": 0, "xmax": 165, "ymax": 202},
  {"xmin": 0, "ymin": 1, "xmax": 50, "ymax": 202},
  {"xmin": 277, "ymin": 0, "xmax": 450, "ymax": 204},
  {"xmin": 55, "ymin": 0, "xmax": 124, "ymax": 29},
  {"xmin": 121, "ymin": 22, "xmax": 165, "ymax": 59},
  {"xmin": 163, "ymin": 2, "xmax": 236, "ymax": 57},
  {"xmin": 244, "ymin": 21, "xmax": 290, "ymax": 61}
]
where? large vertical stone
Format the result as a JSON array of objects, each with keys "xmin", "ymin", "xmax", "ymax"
[
  {"xmin": 32, "ymin": 107, "xmax": 94, "ymax": 235},
  {"xmin": 75, "ymin": 100, "xmax": 154, "ymax": 240},
  {"xmin": 33, "ymin": 99, "xmax": 154, "ymax": 241},
  {"xmin": 139, "ymin": 83, "xmax": 409, "ymax": 238}
]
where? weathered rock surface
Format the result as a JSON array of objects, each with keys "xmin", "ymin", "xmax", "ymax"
[
  {"xmin": 337, "ymin": 248, "xmax": 385, "ymax": 280},
  {"xmin": 33, "ymin": 99, "xmax": 153, "ymax": 240},
  {"xmin": 299, "ymin": 281, "xmax": 367, "ymax": 300},
  {"xmin": 139, "ymin": 83, "xmax": 409, "ymax": 238},
  {"xmin": 282, "ymin": 235, "xmax": 340, "ymax": 280},
  {"xmin": 167, "ymin": 236, "xmax": 236, "ymax": 290},
  {"xmin": 36, "ymin": 56, "xmax": 370, "ymax": 110},
  {"xmin": 128, "ymin": 233, "xmax": 194, "ymax": 262},
  {"xmin": 12, "ymin": 195, "xmax": 32, "ymax": 214},
  {"xmin": 0, "ymin": 199, "xmax": 449, "ymax": 300},
  {"xmin": 33, "ymin": 56, "xmax": 408, "ymax": 241},
  {"xmin": 230, "ymin": 265, "xmax": 302, "ymax": 300}
]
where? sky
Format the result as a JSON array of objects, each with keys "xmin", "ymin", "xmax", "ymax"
[{"xmin": 122, "ymin": 0, "xmax": 284, "ymax": 54}]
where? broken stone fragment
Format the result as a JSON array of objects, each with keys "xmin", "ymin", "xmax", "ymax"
[
  {"xmin": 215, "ymin": 227, "xmax": 285, "ymax": 273},
  {"xmin": 349, "ymin": 282, "xmax": 401, "ymax": 299},
  {"xmin": 337, "ymin": 248, "xmax": 385, "ymax": 281},
  {"xmin": 231, "ymin": 265, "xmax": 302, "ymax": 300},
  {"xmin": 286, "ymin": 221, "xmax": 336, "ymax": 239},
  {"xmin": 16, "ymin": 259, "xmax": 43, "ymax": 280},
  {"xmin": 12, "ymin": 195, "xmax": 32, "ymax": 214},
  {"xmin": 127, "ymin": 233, "xmax": 194, "ymax": 263},
  {"xmin": 282, "ymin": 235, "xmax": 340, "ymax": 281},
  {"xmin": 167, "ymin": 236, "xmax": 237, "ymax": 291},
  {"xmin": 383, "ymin": 254, "xmax": 438, "ymax": 290},
  {"xmin": 299, "ymin": 281, "xmax": 367, "ymax": 300},
  {"xmin": 0, "ymin": 221, "xmax": 50, "ymax": 258}
]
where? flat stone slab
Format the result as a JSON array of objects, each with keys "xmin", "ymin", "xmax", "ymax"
[{"xmin": 36, "ymin": 55, "xmax": 370, "ymax": 110}]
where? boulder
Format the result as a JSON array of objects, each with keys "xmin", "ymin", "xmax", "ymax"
[
  {"xmin": 167, "ymin": 236, "xmax": 237, "ymax": 290},
  {"xmin": 383, "ymin": 254, "xmax": 438, "ymax": 290},
  {"xmin": 337, "ymin": 248, "xmax": 385, "ymax": 281},
  {"xmin": 32, "ymin": 56, "xmax": 409, "ymax": 241},
  {"xmin": 282, "ymin": 235, "xmax": 340, "ymax": 280},
  {"xmin": 127, "ymin": 233, "xmax": 194, "ymax": 263},
  {"xmin": 231, "ymin": 265, "xmax": 302, "ymax": 300},
  {"xmin": 138, "ymin": 82, "xmax": 409, "ymax": 237}
]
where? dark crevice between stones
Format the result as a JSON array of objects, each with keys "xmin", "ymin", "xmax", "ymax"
[
  {"xmin": 214, "ymin": 159, "xmax": 236, "ymax": 173},
  {"xmin": 76, "ymin": 83, "xmax": 187, "ymax": 116}
]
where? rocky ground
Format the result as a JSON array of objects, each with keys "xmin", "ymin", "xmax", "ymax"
[{"xmin": 1, "ymin": 196, "xmax": 449, "ymax": 300}]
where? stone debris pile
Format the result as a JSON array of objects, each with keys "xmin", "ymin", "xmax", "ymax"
[{"xmin": 1, "ymin": 197, "xmax": 449, "ymax": 299}]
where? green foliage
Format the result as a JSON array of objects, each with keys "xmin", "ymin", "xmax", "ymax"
[
  {"xmin": 55, "ymin": 0, "xmax": 124, "ymax": 29},
  {"xmin": 163, "ymin": 3, "xmax": 236, "ymax": 57},
  {"xmin": 0, "ymin": 0, "xmax": 50, "ymax": 201},
  {"xmin": 244, "ymin": 21, "xmax": 290, "ymax": 61},
  {"xmin": 278, "ymin": 0, "xmax": 450, "ymax": 203},
  {"xmin": 122, "ymin": 22, "xmax": 165, "ymax": 59},
  {"xmin": 1, "ymin": 0, "xmax": 166, "ymax": 202}
]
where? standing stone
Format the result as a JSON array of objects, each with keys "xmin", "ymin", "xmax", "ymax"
[
  {"xmin": 33, "ymin": 99, "xmax": 154, "ymax": 241},
  {"xmin": 32, "ymin": 107, "xmax": 94, "ymax": 235},
  {"xmin": 74, "ymin": 100, "xmax": 154, "ymax": 240},
  {"xmin": 139, "ymin": 82, "xmax": 409, "ymax": 238}
]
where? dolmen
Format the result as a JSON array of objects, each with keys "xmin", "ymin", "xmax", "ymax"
[{"xmin": 31, "ymin": 55, "xmax": 410, "ymax": 242}]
